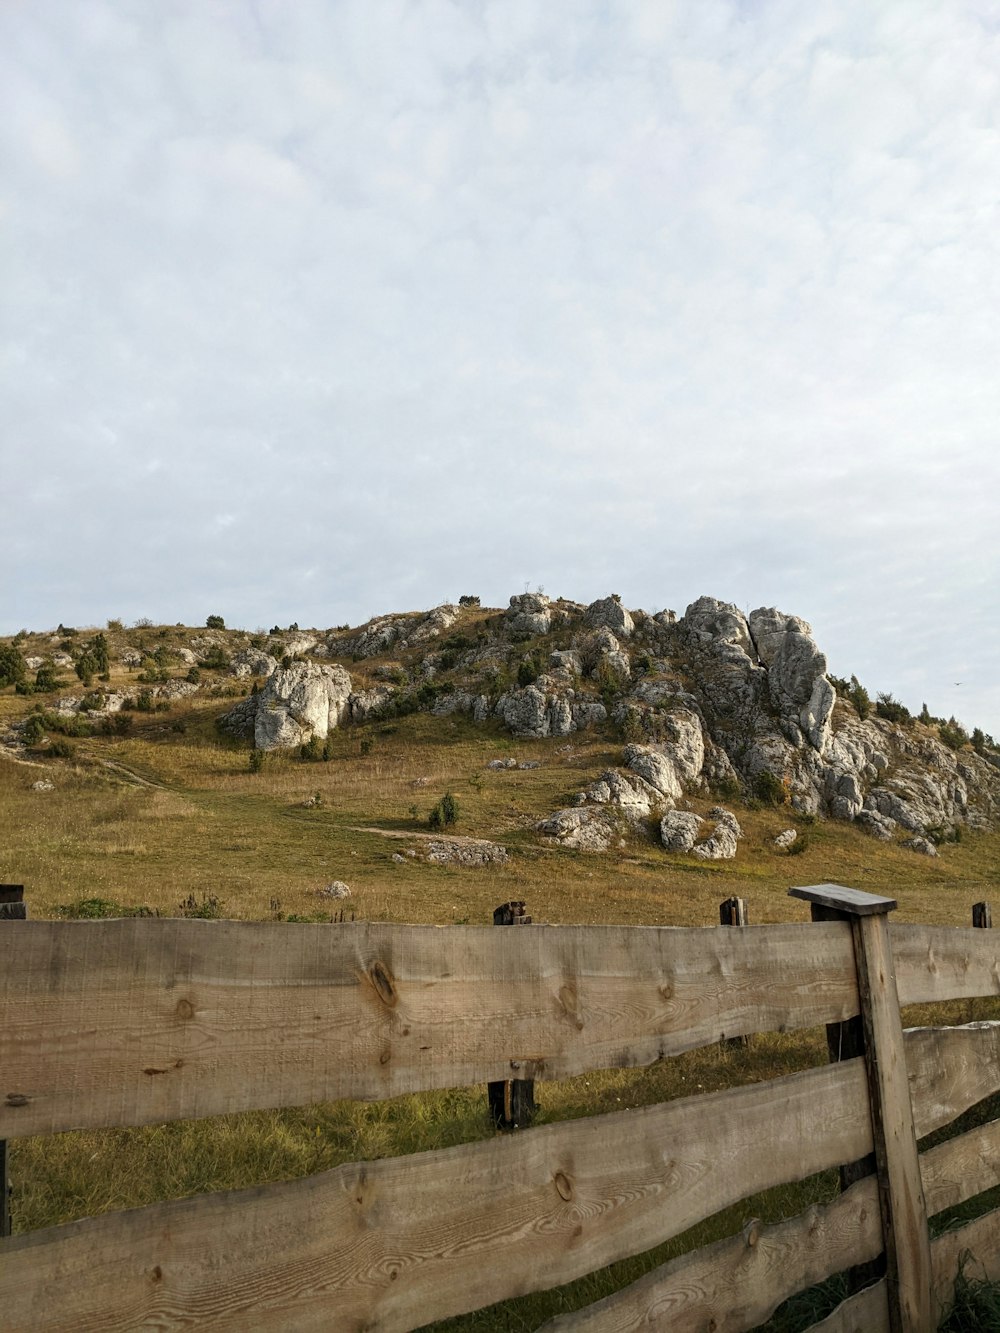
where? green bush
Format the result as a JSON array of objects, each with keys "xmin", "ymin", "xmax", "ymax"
[
  {"xmin": 249, "ymin": 748, "xmax": 266, "ymax": 773},
  {"xmin": 57, "ymin": 897, "xmax": 155, "ymax": 919},
  {"xmin": 199, "ymin": 646, "xmax": 230, "ymax": 671},
  {"xmin": 0, "ymin": 643, "xmax": 26, "ymax": 688},
  {"xmin": 34, "ymin": 664, "xmax": 59, "ymax": 693},
  {"xmin": 206, "ymin": 615, "xmax": 225, "ymax": 629},
  {"xmin": 46, "ymin": 738, "xmax": 76, "ymax": 759},
  {"xmin": 754, "ymin": 770, "xmax": 787, "ymax": 806},
  {"xmin": 876, "ymin": 691, "xmax": 911, "ymax": 725},
  {"xmin": 22, "ymin": 714, "xmax": 46, "ymax": 745},
  {"xmin": 178, "ymin": 893, "xmax": 223, "ymax": 919},
  {"xmin": 428, "ymin": 792, "xmax": 459, "ymax": 830},
  {"xmin": 938, "ymin": 718, "xmax": 969, "ymax": 751}
]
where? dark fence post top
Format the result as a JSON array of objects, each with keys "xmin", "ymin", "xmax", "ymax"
[{"xmin": 789, "ymin": 884, "xmax": 897, "ymax": 917}]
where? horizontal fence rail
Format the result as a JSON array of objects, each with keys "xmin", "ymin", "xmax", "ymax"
[
  {"xmin": 2, "ymin": 1024, "xmax": 998, "ymax": 1333},
  {"xmin": 2, "ymin": 888, "xmax": 999, "ymax": 1333},
  {"xmin": 1, "ymin": 917, "xmax": 865, "ymax": 1138}
]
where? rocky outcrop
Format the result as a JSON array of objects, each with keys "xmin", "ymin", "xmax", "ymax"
[
  {"xmin": 584, "ymin": 595, "xmax": 634, "ymax": 638},
  {"xmin": 749, "ymin": 608, "xmax": 835, "ymax": 752},
  {"xmin": 580, "ymin": 768, "xmax": 661, "ymax": 823},
  {"xmin": 425, "ymin": 839, "xmax": 510, "ymax": 867},
  {"xmin": 494, "ymin": 685, "xmax": 606, "ymax": 739},
  {"xmin": 231, "ymin": 648, "xmax": 278, "ymax": 680},
  {"xmin": 248, "ymin": 662, "xmax": 352, "ymax": 750},
  {"xmin": 537, "ymin": 806, "xmax": 619, "ymax": 851},
  {"xmin": 660, "ymin": 810, "xmax": 703, "ymax": 852},
  {"xmin": 506, "ymin": 593, "xmax": 552, "ymax": 637},
  {"xmin": 692, "ymin": 808, "xmax": 742, "ymax": 861}
]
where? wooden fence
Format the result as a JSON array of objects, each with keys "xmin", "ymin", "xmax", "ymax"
[{"xmin": 1, "ymin": 883, "xmax": 999, "ymax": 1331}]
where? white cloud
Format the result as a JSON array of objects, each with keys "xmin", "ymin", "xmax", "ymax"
[{"xmin": 2, "ymin": 0, "xmax": 999, "ymax": 733}]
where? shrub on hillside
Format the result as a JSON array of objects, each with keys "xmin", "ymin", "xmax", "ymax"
[
  {"xmin": 875, "ymin": 691, "xmax": 911, "ymax": 725},
  {"xmin": 754, "ymin": 769, "xmax": 788, "ymax": 806},
  {"xmin": 938, "ymin": 717, "xmax": 969, "ymax": 751},
  {"xmin": 206, "ymin": 615, "xmax": 225, "ymax": 629},
  {"xmin": 0, "ymin": 643, "xmax": 26, "ymax": 688},
  {"xmin": 428, "ymin": 792, "xmax": 459, "ymax": 830}
]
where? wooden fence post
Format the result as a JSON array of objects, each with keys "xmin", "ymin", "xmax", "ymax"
[
  {"xmin": 973, "ymin": 901, "xmax": 992, "ymax": 930},
  {"xmin": 789, "ymin": 884, "xmax": 932, "ymax": 1333},
  {"xmin": 719, "ymin": 898, "xmax": 749, "ymax": 1048},
  {"xmin": 487, "ymin": 901, "xmax": 537, "ymax": 1131},
  {"xmin": 0, "ymin": 886, "xmax": 26, "ymax": 1240}
]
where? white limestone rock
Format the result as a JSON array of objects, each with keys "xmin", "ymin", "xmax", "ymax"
[
  {"xmin": 692, "ymin": 808, "xmax": 742, "ymax": 860},
  {"xmin": 774, "ymin": 829, "xmax": 798, "ymax": 850},
  {"xmin": 537, "ymin": 806, "xmax": 617, "ymax": 851},
  {"xmin": 506, "ymin": 593, "xmax": 552, "ymax": 636},
  {"xmin": 231, "ymin": 648, "xmax": 278, "ymax": 680},
  {"xmin": 253, "ymin": 662, "xmax": 352, "ymax": 750},
  {"xmin": 584, "ymin": 596, "xmax": 635, "ymax": 638},
  {"xmin": 660, "ymin": 810, "xmax": 703, "ymax": 852}
]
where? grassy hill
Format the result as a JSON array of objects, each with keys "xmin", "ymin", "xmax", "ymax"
[{"xmin": 3, "ymin": 614, "xmax": 999, "ymax": 1329}]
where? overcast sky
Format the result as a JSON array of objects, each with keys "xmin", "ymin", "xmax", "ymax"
[{"xmin": 3, "ymin": 1, "xmax": 999, "ymax": 735}]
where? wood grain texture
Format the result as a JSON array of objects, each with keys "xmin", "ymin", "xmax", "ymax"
[
  {"xmin": 850, "ymin": 913, "xmax": 931, "ymax": 1333},
  {"xmin": 930, "ymin": 1204, "xmax": 1000, "ymax": 1318},
  {"xmin": 921, "ymin": 1115, "xmax": 1000, "ymax": 1218},
  {"xmin": 0, "ymin": 918, "xmax": 860, "ymax": 1137},
  {"xmin": 804, "ymin": 1281, "xmax": 890, "ymax": 1333},
  {"xmin": 892, "ymin": 924, "xmax": 1000, "ymax": 1005},
  {"xmin": 790, "ymin": 884, "xmax": 897, "ymax": 916},
  {"xmin": 0, "ymin": 1058, "xmax": 874, "ymax": 1333},
  {"xmin": 906, "ymin": 1022, "xmax": 1000, "ymax": 1138},
  {"xmin": 538, "ymin": 1176, "xmax": 883, "ymax": 1333},
  {"xmin": 806, "ymin": 1204, "xmax": 1000, "ymax": 1333},
  {"xmin": 539, "ymin": 1097, "xmax": 1000, "ymax": 1333}
]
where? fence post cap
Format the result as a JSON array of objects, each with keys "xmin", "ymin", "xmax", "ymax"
[{"xmin": 789, "ymin": 884, "xmax": 897, "ymax": 916}]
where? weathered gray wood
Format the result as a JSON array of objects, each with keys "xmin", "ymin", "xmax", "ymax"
[
  {"xmin": 488, "ymin": 900, "xmax": 536, "ymax": 1130},
  {"xmin": 0, "ymin": 918, "xmax": 860, "ymax": 1137},
  {"xmin": 906, "ymin": 1021, "xmax": 1000, "ymax": 1137},
  {"xmin": 973, "ymin": 901, "xmax": 992, "ymax": 930},
  {"xmin": 806, "ymin": 1202, "xmax": 1000, "ymax": 1333},
  {"xmin": 851, "ymin": 910, "xmax": 932, "ymax": 1333},
  {"xmin": 539, "ymin": 1176, "xmax": 883, "ymax": 1333},
  {"xmin": 892, "ymin": 923, "xmax": 1000, "ymax": 1005},
  {"xmin": 921, "ymin": 1114, "xmax": 1000, "ymax": 1217},
  {"xmin": 540, "ymin": 1105, "xmax": 1000, "ymax": 1332},
  {"xmin": 0, "ymin": 886, "xmax": 25, "ymax": 1241},
  {"xmin": 929, "ymin": 1202, "xmax": 1000, "ymax": 1320},
  {"xmin": 0, "ymin": 1058, "xmax": 875, "ymax": 1333},
  {"xmin": 719, "ymin": 898, "xmax": 749, "ymax": 1048},
  {"xmin": 804, "ymin": 1281, "xmax": 890, "ymax": 1332},
  {"xmin": 790, "ymin": 884, "xmax": 897, "ymax": 916}
]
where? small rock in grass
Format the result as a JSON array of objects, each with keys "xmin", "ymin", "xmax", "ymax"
[
  {"xmin": 773, "ymin": 829, "xmax": 797, "ymax": 850},
  {"xmin": 318, "ymin": 881, "xmax": 351, "ymax": 898}
]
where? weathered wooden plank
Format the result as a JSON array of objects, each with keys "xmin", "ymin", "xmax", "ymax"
[
  {"xmin": 0, "ymin": 918, "xmax": 860, "ymax": 1137},
  {"xmin": 804, "ymin": 1281, "xmax": 890, "ymax": 1333},
  {"xmin": 542, "ymin": 1107, "xmax": 1000, "ymax": 1333},
  {"xmin": 0, "ymin": 1058, "xmax": 874, "ymax": 1333},
  {"xmin": 850, "ymin": 910, "xmax": 932, "ymax": 1332},
  {"xmin": 906, "ymin": 1022, "xmax": 1000, "ymax": 1138},
  {"xmin": 539, "ymin": 1177, "xmax": 883, "ymax": 1333},
  {"xmin": 806, "ymin": 1204, "xmax": 1000, "ymax": 1333},
  {"xmin": 922, "ymin": 1115, "xmax": 1000, "ymax": 1217},
  {"xmin": 892, "ymin": 923, "xmax": 1000, "ymax": 1006},
  {"xmin": 790, "ymin": 884, "xmax": 897, "ymax": 916},
  {"xmin": 930, "ymin": 1203, "xmax": 1000, "ymax": 1319}
]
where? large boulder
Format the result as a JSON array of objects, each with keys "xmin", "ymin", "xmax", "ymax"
[
  {"xmin": 252, "ymin": 662, "xmax": 352, "ymax": 750},
  {"xmin": 584, "ymin": 595, "xmax": 635, "ymax": 638},
  {"xmin": 581, "ymin": 768, "xmax": 661, "ymax": 822},
  {"xmin": 537, "ymin": 807, "xmax": 618, "ymax": 851},
  {"xmin": 506, "ymin": 593, "xmax": 552, "ymax": 636},
  {"xmin": 660, "ymin": 810, "xmax": 703, "ymax": 852},
  {"xmin": 749, "ymin": 608, "xmax": 834, "ymax": 753},
  {"xmin": 692, "ymin": 808, "xmax": 742, "ymax": 860}
]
